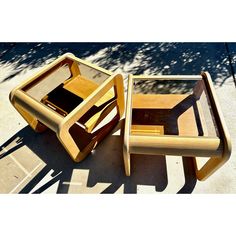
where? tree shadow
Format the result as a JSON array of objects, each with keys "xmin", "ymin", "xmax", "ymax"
[
  {"xmin": 0, "ymin": 43, "xmax": 114, "ymax": 82},
  {"xmin": 0, "ymin": 42, "xmax": 235, "ymax": 87},
  {"xmin": 0, "ymin": 119, "xmax": 196, "ymax": 194}
]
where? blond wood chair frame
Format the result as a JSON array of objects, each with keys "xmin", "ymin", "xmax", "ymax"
[
  {"xmin": 123, "ymin": 72, "xmax": 231, "ymax": 180},
  {"xmin": 10, "ymin": 53, "xmax": 124, "ymax": 162}
]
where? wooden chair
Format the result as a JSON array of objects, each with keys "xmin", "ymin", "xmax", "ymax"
[
  {"xmin": 10, "ymin": 53, "xmax": 124, "ymax": 162},
  {"xmin": 123, "ymin": 72, "xmax": 231, "ymax": 180}
]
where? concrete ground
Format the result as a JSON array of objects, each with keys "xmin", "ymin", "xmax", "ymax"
[{"xmin": 0, "ymin": 43, "xmax": 236, "ymax": 194}]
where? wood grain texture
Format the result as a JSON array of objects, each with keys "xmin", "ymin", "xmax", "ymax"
[
  {"xmin": 10, "ymin": 53, "xmax": 124, "ymax": 163},
  {"xmin": 123, "ymin": 73, "xmax": 231, "ymax": 180}
]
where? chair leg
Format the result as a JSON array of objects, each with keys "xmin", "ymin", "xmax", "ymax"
[
  {"xmin": 15, "ymin": 104, "xmax": 47, "ymax": 133},
  {"xmin": 193, "ymin": 156, "xmax": 228, "ymax": 181},
  {"xmin": 57, "ymin": 129, "xmax": 91, "ymax": 162},
  {"xmin": 58, "ymin": 115, "xmax": 120, "ymax": 162},
  {"xmin": 123, "ymin": 148, "xmax": 131, "ymax": 176}
]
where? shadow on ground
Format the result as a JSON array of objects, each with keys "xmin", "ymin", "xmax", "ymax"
[
  {"xmin": 0, "ymin": 43, "xmax": 235, "ymax": 86},
  {"xmin": 0, "ymin": 120, "xmax": 196, "ymax": 194}
]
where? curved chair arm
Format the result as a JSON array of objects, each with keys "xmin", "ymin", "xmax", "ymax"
[
  {"xmin": 57, "ymin": 73, "xmax": 124, "ymax": 162},
  {"xmin": 83, "ymin": 99, "xmax": 117, "ymax": 133},
  {"xmin": 9, "ymin": 53, "xmax": 78, "ymax": 97},
  {"xmin": 201, "ymin": 71, "xmax": 232, "ymax": 160}
]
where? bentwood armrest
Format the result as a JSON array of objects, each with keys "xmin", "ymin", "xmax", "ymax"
[
  {"xmin": 10, "ymin": 89, "xmax": 63, "ymax": 132},
  {"xmin": 10, "ymin": 53, "xmax": 76, "ymax": 95},
  {"xmin": 201, "ymin": 72, "xmax": 232, "ymax": 160}
]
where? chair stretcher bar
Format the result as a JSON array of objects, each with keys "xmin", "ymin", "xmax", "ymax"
[{"xmin": 129, "ymin": 135, "xmax": 223, "ymax": 157}]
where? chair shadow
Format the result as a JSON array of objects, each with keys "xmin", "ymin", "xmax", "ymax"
[
  {"xmin": 177, "ymin": 156, "xmax": 197, "ymax": 194},
  {"xmin": 0, "ymin": 119, "xmax": 196, "ymax": 194}
]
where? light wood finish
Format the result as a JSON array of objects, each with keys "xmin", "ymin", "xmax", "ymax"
[
  {"xmin": 63, "ymin": 75, "xmax": 114, "ymax": 107},
  {"xmin": 129, "ymin": 135, "xmax": 223, "ymax": 157},
  {"xmin": 83, "ymin": 100, "xmax": 117, "ymax": 133},
  {"xmin": 10, "ymin": 53, "xmax": 124, "ymax": 163},
  {"xmin": 123, "ymin": 74, "xmax": 133, "ymax": 176},
  {"xmin": 131, "ymin": 125, "xmax": 164, "ymax": 135},
  {"xmin": 194, "ymin": 72, "xmax": 232, "ymax": 180},
  {"xmin": 132, "ymin": 94, "xmax": 189, "ymax": 109},
  {"xmin": 123, "ymin": 73, "xmax": 231, "ymax": 180},
  {"xmin": 132, "ymin": 93, "xmax": 206, "ymax": 137},
  {"xmin": 64, "ymin": 75, "xmax": 99, "ymax": 98}
]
